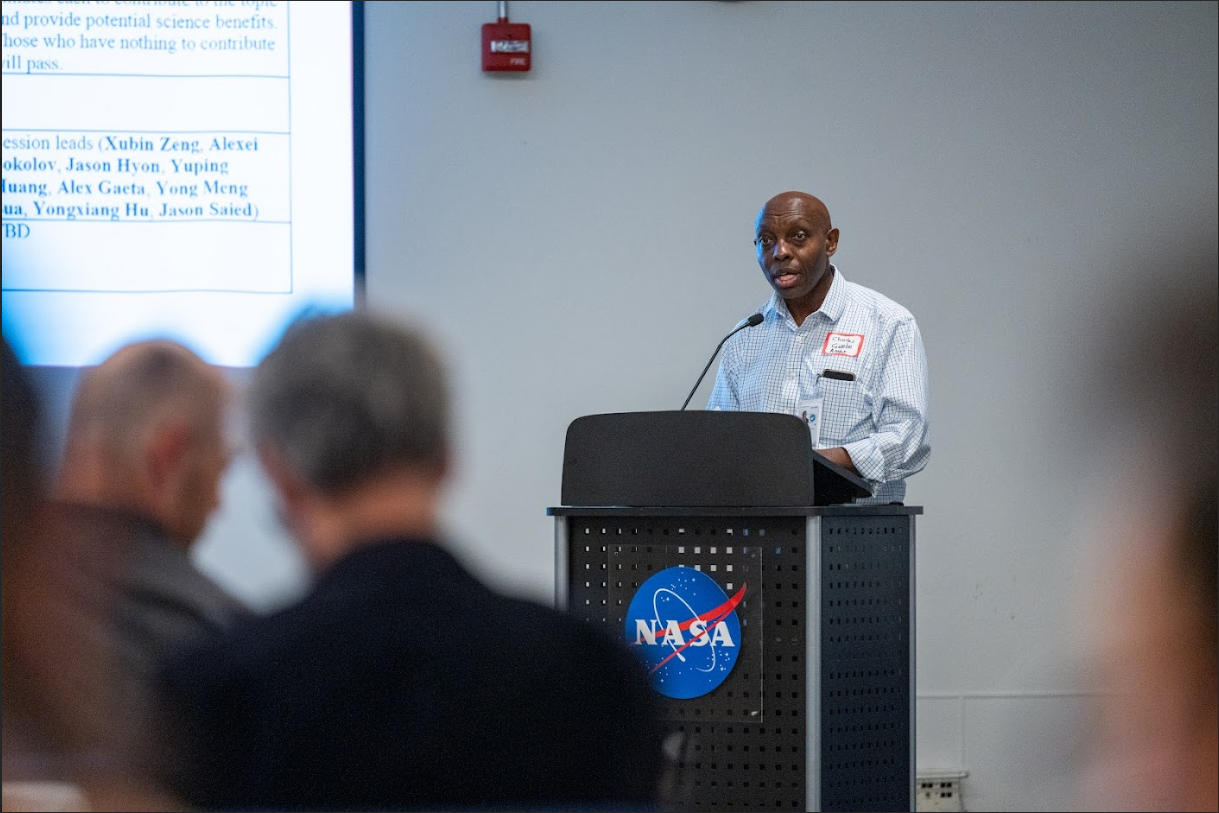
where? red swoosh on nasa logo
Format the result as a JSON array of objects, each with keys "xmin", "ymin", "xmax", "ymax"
[{"xmin": 649, "ymin": 584, "xmax": 747, "ymax": 674}]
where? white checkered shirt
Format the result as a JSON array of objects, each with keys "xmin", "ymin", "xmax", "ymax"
[{"xmin": 706, "ymin": 267, "xmax": 930, "ymax": 504}]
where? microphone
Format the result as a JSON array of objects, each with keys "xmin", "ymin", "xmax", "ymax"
[{"xmin": 679, "ymin": 313, "xmax": 764, "ymax": 411}]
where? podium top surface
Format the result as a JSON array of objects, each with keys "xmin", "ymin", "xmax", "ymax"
[
  {"xmin": 547, "ymin": 504, "xmax": 923, "ymax": 517},
  {"xmin": 561, "ymin": 411, "xmax": 873, "ymax": 507}
]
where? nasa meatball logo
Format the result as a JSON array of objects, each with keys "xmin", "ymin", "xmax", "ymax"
[{"xmin": 625, "ymin": 566, "xmax": 746, "ymax": 699}]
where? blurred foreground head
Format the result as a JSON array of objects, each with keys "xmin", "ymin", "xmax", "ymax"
[
  {"xmin": 1077, "ymin": 238, "xmax": 1217, "ymax": 812},
  {"xmin": 2, "ymin": 336, "xmax": 43, "ymax": 571},
  {"xmin": 2, "ymin": 335, "xmax": 46, "ymax": 736},
  {"xmin": 247, "ymin": 311, "xmax": 450, "ymax": 570},
  {"xmin": 58, "ymin": 339, "xmax": 231, "ymax": 547}
]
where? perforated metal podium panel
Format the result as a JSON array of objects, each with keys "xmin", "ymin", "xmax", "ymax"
[
  {"xmin": 553, "ymin": 506, "xmax": 916, "ymax": 813},
  {"xmin": 820, "ymin": 515, "xmax": 913, "ymax": 812}
]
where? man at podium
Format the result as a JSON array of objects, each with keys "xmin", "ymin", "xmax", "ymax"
[{"xmin": 707, "ymin": 191, "xmax": 930, "ymax": 504}]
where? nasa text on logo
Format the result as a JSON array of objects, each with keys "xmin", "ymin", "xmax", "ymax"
[{"xmin": 625, "ymin": 566, "xmax": 746, "ymax": 700}]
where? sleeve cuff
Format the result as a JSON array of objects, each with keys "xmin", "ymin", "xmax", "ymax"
[{"xmin": 842, "ymin": 438, "xmax": 886, "ymax": 483}]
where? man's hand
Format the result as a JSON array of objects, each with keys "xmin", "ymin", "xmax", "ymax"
[{"xmin": 817, "ymin": 446, "xmax": 860, "ymax": 476}]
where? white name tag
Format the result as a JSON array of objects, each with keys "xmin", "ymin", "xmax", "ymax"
[
  {"xmin": 821, "ymin": 332, "xmax": 864, "ymax": 357},
  {"xmin": 796, "ymin": 397, "xmax": 823, "ymax": 448}
]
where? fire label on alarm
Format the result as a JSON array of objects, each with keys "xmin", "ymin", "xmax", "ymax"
[{"xmin": 490, "ymin": 40, "xmax": 529, "ymax": 53}]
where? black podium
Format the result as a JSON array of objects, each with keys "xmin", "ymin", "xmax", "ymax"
[{"xmin": 548, "ymin": 412, "xmax": 919, "ymax": 812}]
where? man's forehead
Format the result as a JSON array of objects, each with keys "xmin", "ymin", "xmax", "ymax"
[{"xmin": 756, "ymin": 203, "xmax": 823, "ymax": 232}]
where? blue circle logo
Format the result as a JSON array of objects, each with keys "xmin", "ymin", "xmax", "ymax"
[{"xmin": 624, "ymin": 566, "xmax": 746, "ymax": 699}]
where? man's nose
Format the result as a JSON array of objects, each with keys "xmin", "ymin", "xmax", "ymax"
[{"xmin": 772, "ymin": 239, "xmax": 791, "ymax": 259}]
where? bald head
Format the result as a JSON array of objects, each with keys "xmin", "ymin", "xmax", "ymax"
[
  {"xmin": 754, "ymin": 191, "xmax": 840, "ymax": 325},
  {"xmin": 59, "ymin": 340, "xmax": 231, "ymax": 546},
  {"xmin": 757, "ymin": 192, "xmax": 832, "ymax": 234},
  {"xmin": 67, "ymin": 340, "xmax": 225, "ymax": 455}
]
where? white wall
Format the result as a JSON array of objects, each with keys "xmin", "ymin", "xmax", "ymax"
[{"xmin": 189, "ymin": 2, "xmax": 1217, "ymax": 810}]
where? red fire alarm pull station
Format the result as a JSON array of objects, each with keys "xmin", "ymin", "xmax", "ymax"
[{"xmin": 482, "ymin": 1, "xmax": 531, "ymax": 72}]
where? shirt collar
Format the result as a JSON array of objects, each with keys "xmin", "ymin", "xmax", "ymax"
[{"xmin": 763, "ymin": 265, "xmax": 848, "ymax": 326}]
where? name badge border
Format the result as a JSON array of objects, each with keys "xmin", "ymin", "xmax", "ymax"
[{"xmin": 821, "ymin": 332, "xmax": 865, "ymax": 357}]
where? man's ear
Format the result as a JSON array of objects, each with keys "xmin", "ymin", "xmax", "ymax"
[
  {"xmin": 826, "ymin": 227, "xmax": 841, "ymax": 256},
  {"xmin": 147, "ymin": 422, "xmax": 192, "ymax": 488},
  {"xmin": 256, "ymin": 442, "xmax": 309, "ymax": 506}
]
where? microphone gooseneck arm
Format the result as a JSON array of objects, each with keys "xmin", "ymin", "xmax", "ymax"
[{"xmin": 679, "ymin": 313, "xmax": 764, "ymax": 411}]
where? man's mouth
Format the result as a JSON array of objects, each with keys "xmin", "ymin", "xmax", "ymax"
[{"xmin": 773, "ymin": 270, "xmax": 800, "ymax": 287}]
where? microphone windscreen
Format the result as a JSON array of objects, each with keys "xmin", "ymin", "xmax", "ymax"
[{"xmin": 746, "ymin": 313, "xmax": 764, "ymax": 327}]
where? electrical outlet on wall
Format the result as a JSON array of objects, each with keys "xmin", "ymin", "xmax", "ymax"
[{"xmin": 916, "ymin": 771, "xmax": 967, "ymax": 812}]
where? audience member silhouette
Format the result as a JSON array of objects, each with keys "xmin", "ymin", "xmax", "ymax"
[
  {"xmin": 3, "ymin": 336, "xmax": 181, "ymax": 811},
  {"xmin": 1074, "ymin": 239, "xmax": 1217, "ymax": 812},
  {"xmin": 156, "ymin": 312, "xmax": 665, "ymax": 811},
  {"xmin": 51, "ymin": 340, "xmax": 247, "ymax": 757}
]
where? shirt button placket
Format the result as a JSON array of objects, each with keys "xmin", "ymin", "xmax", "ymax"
[{"xmin": 783, "ymin": 332, "xmax": 804, "ymax": 404}]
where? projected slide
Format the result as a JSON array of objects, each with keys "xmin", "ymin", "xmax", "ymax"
[{"xmin": 2, "ymin": 0, "xmax": 358, "ymax": 367}]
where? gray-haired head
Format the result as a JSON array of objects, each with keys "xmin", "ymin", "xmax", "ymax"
[{"xmin": 247, "ymin": 312, "xmax": 450, "ymax": 494}]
